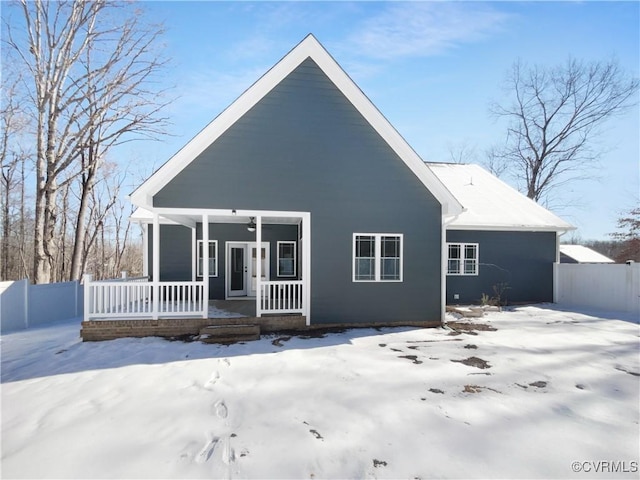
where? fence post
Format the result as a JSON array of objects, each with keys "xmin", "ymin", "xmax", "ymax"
[
  {"xmin": 121, "ymin": 271, "xmax": 127, "ymax": 279},
  {"xmin": 83, "ymin": 274, "xmax": 92, "ymax": 322}
]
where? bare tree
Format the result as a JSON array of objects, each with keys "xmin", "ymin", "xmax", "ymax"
[
  {"xmin": 0, "ymin": 71, "xmax": 31, "ymax": 280},
  {"xmin": 490, "ymin": 58, "xmax": 639, "ymax": 203},
  {"xmin": 446, "ymin": 139, "xmax": 478, "ymax": 164},
  {"xmin": 610, "ymin": 207, "xmax": 640, "ymax": 263},
  {"xmin": 4, "ymin": 0, "xmax": 170, "ymax": 283}
]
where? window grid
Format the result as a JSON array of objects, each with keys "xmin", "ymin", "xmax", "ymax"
[
  {"xmin": 353, "ymin": 234, "xmax": 403, "ymax": 282},
  {"xmin": 447, "ymin": 242, "xmax": 478, "ymax": 276},
  {"xmin": 277, "ymin": 241, "xmax": 297, "ymax": 277},
  {"xmin": 197, "ymin": 240, "xmax": 218, "ymax": 277}
]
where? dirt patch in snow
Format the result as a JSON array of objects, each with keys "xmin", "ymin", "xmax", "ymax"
[
  {"xmin": 398, "ymin": 355, "xmax": 423, "ymax": 364},
  {"xmin": 271, "ymin": 336, "xmax": 292, "ymax": 347},
  {"xmin": 529, "ymin": 381, "xmax": 547, "ymax": 388},
  {"xmin": 446, "ymin": 321, "xmax": 497, "ymax": 333},
  {"xmin": 463, "ymin": 385, "xmax": 501, "ymax": 394},
  {"xmin": 451, "ymin": 356, "xmax": 491, "ymax": 369}
]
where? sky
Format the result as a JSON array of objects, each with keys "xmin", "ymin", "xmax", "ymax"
[{"xmin": 115, "ymin": 2, "xmax": 637, "ymax": 240}]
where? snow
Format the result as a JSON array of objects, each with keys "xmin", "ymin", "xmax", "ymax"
[
  {"xmin": 427, "ymin": 163, "xmax": 575, "ymax": 231},
  {"xmin": 560, "ymin": 244, "xmax": 615, "ymax": 263},
  {"xmin": 2, "ymin": 305, "xmax": 639, "ymax": 479}
]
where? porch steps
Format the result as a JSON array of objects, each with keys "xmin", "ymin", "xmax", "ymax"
[{"xmin": 198, "ymin": 324, "xmax": 261, "ymax": 344}]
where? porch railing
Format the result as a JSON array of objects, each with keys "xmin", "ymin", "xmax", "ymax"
[
  {"xmin": 157, "ymin": 282, "xmax": 205, "ymax": 316},
  {"xmin": 259, "ymin": 280, "xmax": 304, "ymax": 315},
  {"xmin": 84, "ymin": 275, "xmax": 205, "ymax": 320}
]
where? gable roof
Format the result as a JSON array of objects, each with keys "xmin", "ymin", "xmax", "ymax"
[
  {"xmin": 560, "ymin": 245, "xmax": 614, "ymax": 263},
  {"xmin": 129, "ymin": 34, "xmax": 462, "ymax": 216},
  {"xmin": 427, "ymin": 163, "xmax": 575, "ymax": 232}
]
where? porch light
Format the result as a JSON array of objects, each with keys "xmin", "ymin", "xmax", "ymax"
[{"xmin": 247, "ymin": 217, "xmax": 256, "ymax": 232}]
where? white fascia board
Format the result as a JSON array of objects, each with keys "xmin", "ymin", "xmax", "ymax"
[
  {"xmin": 445, "ymin": 224, "xmax": 576, "ymax": 233},
  {"xmin": 153, "ymin": 207, "xmax": 309, "ymax": 218},
  {"xmin": 130, "ymin": 34, "xmax": 462, "ymax": 215}
]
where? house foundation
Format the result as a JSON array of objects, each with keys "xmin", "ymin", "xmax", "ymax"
[{"xmin": 80, "ymin": 315, "xmax": 307, "ymax": 342}]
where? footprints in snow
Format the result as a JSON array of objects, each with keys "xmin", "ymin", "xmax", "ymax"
[
  {"xmin": 196, "ymin": 435, "xmax": 219, "ymax": 463},
  {"xmin": 193, "ymin": 357, "xmax": 240, "ymax": 472},
  {"xmin": 214, "ymin": 400, "xmax": 228, "ymax": 419}
]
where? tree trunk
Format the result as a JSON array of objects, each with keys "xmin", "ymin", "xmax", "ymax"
[{"xmin": 70, "ymin": 167, "xmax": 95, "ymax": 281}]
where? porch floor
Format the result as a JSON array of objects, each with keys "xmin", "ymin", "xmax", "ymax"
[{"xmin": 210, "ymin": 299, "xmax": 255, "ymax": 317}]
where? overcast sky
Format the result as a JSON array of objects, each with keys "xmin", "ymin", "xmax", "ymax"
[{"xmin": 121, "ymin": 1, "xmax": 638, "ymax": 240}]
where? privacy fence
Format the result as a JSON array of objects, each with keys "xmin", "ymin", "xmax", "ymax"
[
  {"xmin": 2, "ymin": 263, "xmax": 638, "ymax": 333},
  {"xmin": 554, "ymin": 262, "xmax": 640, "ymax": 315},
  {"xmin": 0, "ymin": 279, "xmax": 83, "ymax": 333}
]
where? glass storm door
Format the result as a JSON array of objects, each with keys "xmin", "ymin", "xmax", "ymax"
[{"xmin": 249, "ymin": 246, "xmax": 268, "ymax": 297}]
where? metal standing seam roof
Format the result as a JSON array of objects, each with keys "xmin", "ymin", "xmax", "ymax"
[{"xmin": 426, "ymin": 163, "xmax": 575, "ymax": 232}]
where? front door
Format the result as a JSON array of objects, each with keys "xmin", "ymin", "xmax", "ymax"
[
  {"xmin": 229, "ymin": 245, "xmax": 246, "ymax": 297},
  {"xmin": 226, "ymin": 242, "xmax": 269, "ymax": 298}
]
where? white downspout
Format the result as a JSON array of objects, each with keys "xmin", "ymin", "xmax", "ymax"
[
  {"xmin": 441, "ymin": 211, "xmax": 462, "ymax": 324},
  {"xmin": 302, "ymin": 212, "xmax": 311, "ymax": 325}
]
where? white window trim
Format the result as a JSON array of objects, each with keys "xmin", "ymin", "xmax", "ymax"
[
  {"xmin": 447, "ymin": 242, "xmax": 479, "ymax": 276},
  {"xmin": 352, "ymin": 233, "xmax": 403, "ymax": 283},
  {"xmin": 197, "ymin": 239, "xmax": 218, "ymax": 277},
  {"xmin": 277, "ymin": 240, "xmax": 297, "ymax": 277}
]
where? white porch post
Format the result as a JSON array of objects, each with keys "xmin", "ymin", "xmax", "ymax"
[
  {"xmin": 302, "ymin": 212, "xmax": 311, "ymax": 324},
  {"xmin": 152, "ymin": 213, "xmax": 160, "ymax": 320},
  {"xmin": 202, "ymin": 214, "xmax": 209, "ymax": 318},
  {"xmin": 142, "ymin": 223, "xmax": 149, "ymax": 277},
  {"xmin": 192, "ymin": 227, "xmax": 197, "ymax": 283},
  {"xmin": 83, "ymin": 273, "xmax": 92, "ymax": 321},
  {"xmin": 256, "ymin": 215, "xmax": 262, "ymax": 317}
]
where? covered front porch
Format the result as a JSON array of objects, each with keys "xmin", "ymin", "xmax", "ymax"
[{"xmin": 83, "ymin": 208, "xmax": 311, "ymax": 328}]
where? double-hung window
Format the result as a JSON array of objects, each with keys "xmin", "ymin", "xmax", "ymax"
[
  {"xmin": 197, "ymin": 240, "xmax": 218, "ymax": 277},
  {"xmin": 277, "ymin": 241, "xmax": 296, "ymax": 277},
  {"xmin": 353, "ymin": 234, "xmax": 403, "ymax": 282},
  {"xmin": 447, "ymin": 243, "xmax": 478, "ymax": 275}
]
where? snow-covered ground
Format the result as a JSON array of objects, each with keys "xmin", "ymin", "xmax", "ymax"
[{"xmin": 1, "ymin": 305, "xmax": 638, "ymax": 479}]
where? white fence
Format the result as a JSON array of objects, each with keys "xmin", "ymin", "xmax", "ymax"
[
  {"xmin": 259, "ymin": 280, "xmax": 304, "ymax": 315},
  {"xmin": 554, "ymin": 262, "xmax": 640, "ymax": 315},
  {"xmin": 0, "ymin": 279, "xmax": 83, "ymax": 333}
]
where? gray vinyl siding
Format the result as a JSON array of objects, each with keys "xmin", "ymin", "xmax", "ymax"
[
  {"xmin": 559, "ymin": 252, "xmax": 578, "ymax": 264},
  {"xmin": 147, "ymin": 224, "xmax": 192, "ymax": 281},
  {"xmin": 153, "ymin": 58, "xmax": 443, "ymax": 324},
  {"xmin": 195, "ymin": 223, "xmax": 299, "ymax": 299},
  {"xmin": 446, "ymin": 230, "xmax": 557, "ymax": 305},
  {"xmin": 147, "ymin": 223, "xmax": 299, "ymax": 299}
]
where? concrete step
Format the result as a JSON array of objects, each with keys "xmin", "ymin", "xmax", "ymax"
[{"xmin": 199, "ymin": 324, "xmax": 260, "ymax": 344}]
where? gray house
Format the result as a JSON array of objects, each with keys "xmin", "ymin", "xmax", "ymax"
[
  {"xmin": 429, "ymin": 163, "xmax": 573, "ymax": 305},
  {"xmin": 90, "ymin": 34, "xmax": 572, "ymax": 335}
]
